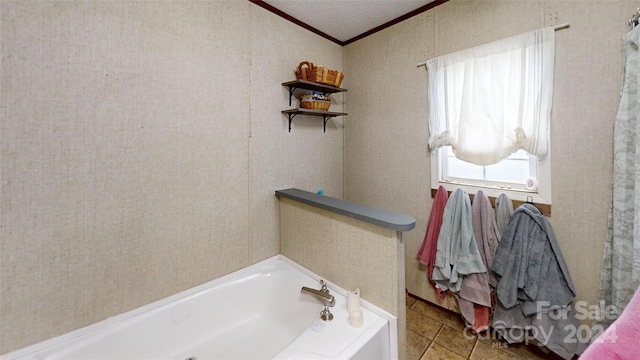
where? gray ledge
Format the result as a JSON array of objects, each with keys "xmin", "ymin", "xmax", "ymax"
[{"xmin": 275, "ymin": 188, "xmax": 416, "ymax": 232}]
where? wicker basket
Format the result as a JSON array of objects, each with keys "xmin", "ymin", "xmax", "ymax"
[
  {"xmin": 300, "ymin": 100, "xmax": 330, "ymax": 111},
  {"xmin": 295, "ymin": 61, "xmax": 344, "ymax": 87},
  {"xmin": 333, "ymin": 72, "xmax": 344, "ymax": 87},
  {"xmin": 295, "ymin": 61, "xmax": 324, "ymax": 83},
  {"xmin": 319, "ymin": 68, "xmax": 344, "ymax": 87}
]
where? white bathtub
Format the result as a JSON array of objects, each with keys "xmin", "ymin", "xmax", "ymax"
[{"xmin": 3, "ymin": 255, "xmax": 397, "ymax": 360}]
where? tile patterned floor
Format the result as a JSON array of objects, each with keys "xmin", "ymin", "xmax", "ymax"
[{"xmin": 406, "ymin": 293, "xmax": 567, "ymax": 360}]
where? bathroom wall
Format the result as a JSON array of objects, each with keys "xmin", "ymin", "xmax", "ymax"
[
  {"xmin": 0, "ymin": 1, "xmax": 343, "ymax": 354},
  {"xmin": 279, "ymin": 198, "xmax": 403, "ymax": 316},
  {"xmin": 343, "ymin": 0, "xmax": 636, "ymax": 319},
  {"xmin": 278, "ymin": 197, "xmax": 406, "ymax": 360},
  {"xmin": 248, "ymin": 3, "xmax": 345, "ymax": 262}
]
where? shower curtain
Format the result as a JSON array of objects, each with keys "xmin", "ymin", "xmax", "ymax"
[{"xmin": 594, "ymin": 25, "xmax": 640, "ymax": 330}]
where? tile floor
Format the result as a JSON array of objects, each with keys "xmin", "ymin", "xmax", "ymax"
[{"xmin": 406, "ymin": 293, "xmax": 567, "ymax": 360}]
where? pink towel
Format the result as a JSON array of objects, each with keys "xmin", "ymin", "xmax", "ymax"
[
  {"xmin": 458, "ymin": 190, "xmax": 498, "ymax": 333},
  {"xmin": 581, "ymin": 286, "xmax": 640, "ymax": 359},
  {"xmin": 417, "ymin": 186, "xmax": 448, "ymax": 292}
]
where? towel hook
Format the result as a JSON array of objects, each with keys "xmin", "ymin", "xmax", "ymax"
[{"xmin": 630, "ymin": 8, "xmax": 640, "ymax": 29}]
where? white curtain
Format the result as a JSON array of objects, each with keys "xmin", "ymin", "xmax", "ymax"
[{"xmin": 426, "ymin": 28, "xmax": 555, "ymax": 166}]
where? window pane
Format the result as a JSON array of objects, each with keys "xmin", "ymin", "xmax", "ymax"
[
  {"xmin": 446, "ymin": 156, "xmax": 484, "ymax": 180},
  {"xmin": 442, "ymin": 146, "xmax": 534, "ymax": 187},
  {"xmin": 507, "ymin": 149, "xmax": 530, "ymax": 160},
  {"xmin": 485, "ymin": 159, "xmax": 529, "ymax": 184}
]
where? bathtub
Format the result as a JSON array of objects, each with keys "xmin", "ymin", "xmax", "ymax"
[{"xmin": 3, "ymin": 255, "xmax": 397, "ymax": 360}]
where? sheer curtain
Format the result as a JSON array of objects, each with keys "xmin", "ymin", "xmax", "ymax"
[
  {"xmin": 594, "ymin": 25, "xmax": 640, "ymax": 331},
  {"xmin": 426, "ymin": 28, "xmax": 555, "ymax": 166}
]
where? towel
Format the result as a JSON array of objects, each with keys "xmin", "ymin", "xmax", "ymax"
[
  {"xmin": 492, "ymin": 298, "xmax": 580, "ymax": 360},
  {"xmin": 471, "ymin": 190, "xmax": 501, "ymax": 287},
  {"xmin": 432, "ymin": 188, "xmax": 487, "ymax": 295},
  {"xmin": 581, "ymin": 286, "xmax": 640, "ymax": 359},
  {"xmin": 417, "ymin": 186, "xmax": 448, "ymax": 291},
  {"xmin": 495, "ymin": 193, "xmax": 514, "ymax": 236},
  {"xmin": 491, "ymin": 203, "xmax": 578, "ymax": 359},
  {"xmin": 458, "ymin": 190, "xmax": 500, "ymax": 332},
  {"xmin": 492, "ymin": 203, "xmax": 575, "ymax": 313}
]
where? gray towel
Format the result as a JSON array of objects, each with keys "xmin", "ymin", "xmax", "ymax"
[
  {"xmin": 491, "ymin": 203, "xmax": 579, "ymax": 360},
  {"xmin": 495, "ymin": 193, "xmax": 514, "ymax": 236},
  {"xmin": 493, "ymin": 298, "xmax": 580, "ymax": 360},
  {"xmin": 432, "ymin": 188, "xmax": 486, "ymax": 293},
  {"xmin": 492, "ymin": 203, "xmax": 575, "ymax": 313}
]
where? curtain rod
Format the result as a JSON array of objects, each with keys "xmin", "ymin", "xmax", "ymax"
[{"xmin": 416, "ymin": 23, "xmax": 570, "ymax": 68}]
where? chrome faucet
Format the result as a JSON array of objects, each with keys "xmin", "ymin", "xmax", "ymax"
[{"xmin": 301, "ymin": 280, "xmax": 335, "ymax": 321}]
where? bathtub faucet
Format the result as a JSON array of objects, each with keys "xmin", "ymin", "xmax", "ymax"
[{"xmin": 301, "ymin": 280, "xmax": 335, "ymax": 321}]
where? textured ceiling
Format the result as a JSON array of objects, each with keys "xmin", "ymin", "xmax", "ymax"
[{"xmin": 260, "ymin": 0, "xmax": 436, "ymax": 44}]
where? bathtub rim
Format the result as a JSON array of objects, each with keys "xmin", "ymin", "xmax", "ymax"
[{"xmin": 1, "ymin": 254, "xmax": 398, "ymax": 360}]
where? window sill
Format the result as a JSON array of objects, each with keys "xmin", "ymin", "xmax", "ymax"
[{"xmin": 431, "ymin": 182, "xmax": 551, "ymax": 216}]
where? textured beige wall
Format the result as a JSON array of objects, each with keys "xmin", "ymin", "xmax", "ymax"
[
  {"xmin": 248, "ymin": 4, "xmax": 345, "ymax": 263},
  {"xmin": 0, "ymin": 1, "xmax": 343, "ymax": 354},
  {"xmin": 279, "ymin": 197, "xmax": 406, "ymax": 359},
  {"xmin": 280, "ymin": 198, "xmax": 401, "ymax": 315},
  {"xmin": 344, "ymin": 0, "xmax": 636, "ymax": 316}
]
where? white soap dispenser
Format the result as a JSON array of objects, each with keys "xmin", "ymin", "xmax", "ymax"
[{"xmin": 347, "ymin": 288, "xmax": 363, "ymax": 328}]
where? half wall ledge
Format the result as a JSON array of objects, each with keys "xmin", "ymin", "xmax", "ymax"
[{"xmin": 275, "ymin": 188, "xmax": 416, "ymax": 232}]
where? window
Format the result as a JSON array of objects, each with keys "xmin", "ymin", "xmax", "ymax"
[
  {"xmin": 423, "ymin": 27, "xmax": 555, "ymax": 205},
  {"xmin": 446, "ymin": 148, "xmax": 533, "ymax": 186}
]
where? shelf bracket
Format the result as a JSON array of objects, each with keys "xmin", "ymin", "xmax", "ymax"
[
  {"xmin": 288, "ymin": 87, "xmax": 297, "ymax": 106},
  {"xmin": 287, "ymin": 112, "xmax": 298, "ymax": 132},
  {"xmin": 322, "ymin": 115, "xmax": 337, "ymax": 133},
  {"xmin": 285, "ymin": 113, "xmax": 338, "ymax": 133}
]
